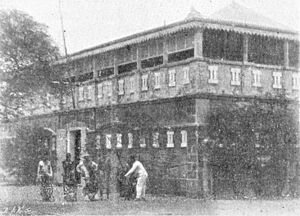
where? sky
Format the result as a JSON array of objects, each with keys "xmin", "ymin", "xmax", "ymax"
[{"xmin": 0, "ymin": 0, "xmax": 299, "ymax": 55}]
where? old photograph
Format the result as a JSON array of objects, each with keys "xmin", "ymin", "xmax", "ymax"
[{"xmin": 0, "ymin": 0, "xmax": 299, "ymax": 215}]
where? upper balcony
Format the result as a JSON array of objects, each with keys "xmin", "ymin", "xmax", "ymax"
[{"xmin": 55, "ymin": 2, "xmax": 299, "ymax": 110}]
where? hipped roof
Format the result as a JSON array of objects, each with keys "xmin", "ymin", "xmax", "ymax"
[{"xmin": 56, "ymin": 3, "xmax": 298, "ymax": 63}]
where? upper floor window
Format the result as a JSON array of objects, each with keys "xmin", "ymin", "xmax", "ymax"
[
  {"xmin": 154, "ymin": 72, "xmax": 161, "ymax": 89},
  {"xmin": 129, "ymin": 76, "xmax": 135, "ymax": 94},
  {"xmin": 167, "ymin": 31, "xmax": 194, "ymax": 63},
  {"xmin": 208, "ymin": 65, "xmax": 218, "ymax": 84},
  {"xmin": 252, "ymin": 70, "xmax": 262, "ymax": 87},
  {"xmin": 153, "ymin": 132, "xmax": 159, "ymax": 148},
  {"xmin": 141, "ymin": 39, "xmax": 164, "ymax": 69},
  {"xmin": 292, "ymin": 73, "xmax": 299, "ymax": 90},
  {"xmin": 141, "ymin": 74, "xmax": 148, "ymax": 91},
  {"xmin": 105, "ymin": 134, "xmax": 112, "ymax": 149},
  {"xmin": 203, "ymin": 29, "xmax": 243, "ymax": 62},
  {"xmin": 107, "ymin": 82, "xmax": 112, "ymax": 97},
  {"xmin": 167, "ymin": 131, "xmax": 174, "ymax": 148},
  {"xmin": 289, "ymin": 41, "xmax": 299, "ymax": 68},
  {"xmin": 249, "ymin": 35, "xmax": 284, "ymax": 66},
  {"xmin": 168, "ymin": 69, "xmax": 176, "ymax": 87},
  {"xmin": 231, "ymin": 68, "xmax": 241, "ymax": 86},
  {"xmin": 128, "ymin": 133, "xmax": 133, "ymax": 149},
  {"xmin": 181, "ymin": 130, "xmax": 187, "ymax": 147},
  {"xmin": 97, "ymin": 83, "xmax": 103, "ymax": 99},
  {"xmin": 273, "ymin": 72, "xmax": 282, "ymax": 89},
  {"xmin": 140, "ymin": 135, "xmax": 146, "ymax": 148},
  {"xmin": 116, "ymin": 133, "xmax": 122, "ymax": 148},
  {"xmin": 87, "ymin": 85, "xmax": 93, "ymax": 100},
  {"xmin": 183, "ymin": 67, "xmax": 190, "ymax": 84},
  {"xmin": 117, "ymin": 45, "xmax": 137, "ymax": 64},
  {"xmin": 78, "ymin": 86, "xmax": 84, "ymax": 101},
  {"xmin": 118, "ymin": 79, "xmax": 124, "ymax": 95}
]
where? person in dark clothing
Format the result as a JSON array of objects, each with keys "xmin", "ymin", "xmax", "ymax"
[{"xmin": 62, "ymin": 153, "xmax": 77, "ymax": 201}]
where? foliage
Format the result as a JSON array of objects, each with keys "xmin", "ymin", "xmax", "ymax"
[
  {"xmin": 1, "ymin": 124, "xmax": 50, "ymax": 184},
  {"xmin": 207, "ymin": 100, "xmax": 298, "ymax": 197},
  {"xmin": 0, "ymin": 9, "xmax": 61, "ymax": 119}
]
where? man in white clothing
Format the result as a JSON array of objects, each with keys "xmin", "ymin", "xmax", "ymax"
[{"xmin": 125, "ymin": 155, "xmax": 148, "ymax": 201}]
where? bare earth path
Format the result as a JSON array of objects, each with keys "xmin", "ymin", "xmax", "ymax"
[{"xmin": 0, "ymin": 184, "xmax": 299, "ymax": 215}]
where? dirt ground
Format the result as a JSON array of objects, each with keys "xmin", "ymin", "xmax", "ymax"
[{"xmin": 0, "ymin": 184, "xmax": 299, "ymax": 215}]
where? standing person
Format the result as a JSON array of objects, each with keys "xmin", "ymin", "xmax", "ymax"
[
  {"xmin": 62, "ymin": 153, "xmax": 77, "ymax": 201},
  {"xmin": 124, "ymin": 155, "xmax": 148, "ymax": 201},
  {"xmin": 76, "ymin": 153, "xmax": 98, "ymax": 201},
  {"xmin": 36, "ymin": 152, "xmax": 54, "ymax": 202},
  {"xmin": 97, "ymin": 150, "xmax": 112, "ymax": 200}
]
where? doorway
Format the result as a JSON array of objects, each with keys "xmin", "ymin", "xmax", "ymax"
[{"xmin": 69, "ymin": 130, "xmax": 81, "ymax": 182}]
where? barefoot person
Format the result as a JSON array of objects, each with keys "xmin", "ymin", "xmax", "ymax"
[
  {"xmin": 62, "ymin": 153, "xmax": 77, "ymax": 201},
  {"xmin": 36, "ymin": 152, "xmax": 54, "ymax": 202},
  {"xmin": 124, "ymin": 155, "xmax": 148, "ymax": 201},
  {"xmin": 76, "ymin": 153, "xmax": 98, "ymax": 201}
]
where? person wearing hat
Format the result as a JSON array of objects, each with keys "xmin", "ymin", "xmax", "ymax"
[{"xmin": 76, "ymin": 152, "xmax": 98, "ymax": 201}]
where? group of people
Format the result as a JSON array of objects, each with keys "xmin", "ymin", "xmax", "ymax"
[{"xmin": 36, "ymin": 151, "xmax": 148, "ymax": 202}]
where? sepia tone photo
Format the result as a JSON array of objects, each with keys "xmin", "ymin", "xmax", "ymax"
[{"xmin": 0, "ymin": 0, "xmax": 299, "ymax": 215}]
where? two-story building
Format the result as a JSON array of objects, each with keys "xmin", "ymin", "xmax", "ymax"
[{"xmin": 1, "ymin": 2, "xmax": 299, "ymax": 197}]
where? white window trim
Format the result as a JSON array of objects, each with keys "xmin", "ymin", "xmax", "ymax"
[
  {"xmin": 97, "ymin": 83, "xmax": 103, "ymax": 99},
  {"xmin": 231, "ymin": 68, "xmax": 241, "ymax": 86},
  {"xmin": 105, "ymin": 134, "xmax": 112, "ymax": 149},
  {"xmin": 129, "ymin": 77, "xmax": 135, "ymax": 94},
  {"xmin": 118, "ymin": 79, "xmax": 124, "ymax": 95},
  {"xmin": 208, "ymin": 65, "xmax": 218, "ymax": 84},
  {"xmin": 183, "ymin": 67, "xmax": 190, "ymax": 84},
  {"xmin": 181, "ymin": 130, "xmax": 187, "ymax": 147},
  {"xmin": 167, "ymin": 131, "xmax": 174, "ymax": 148},
  {"xmin": 107, "ymin": 82, "xmax": 113, "ymax": 97},
  {"xmin": 292, "ymin": 73, "xmax": 300, "ymax": 90},
  {"xmin": 154, "ymin": 72, "xmax": 161, "ymax": 89},
  {"xmin": 252, "ymin": 70, "xmax": 262, "ymax": 87},
  {"xmin": 273, "ymin": 72, "xmax": 282, "ymax": 89},
  {"xmin": 141, "ymin": 74, "xmax": 148, "ymax": 91},
  {"xmin": 116, "ymin": 133, "xmax": 122, "ymax": 148},
  {"xmin": 78, "ymin": 86, "xmax": 84, "ymax": 101},
  {"xmin": 168, "ymin": 69, "xmax": 176, "ymax": 87},
  {"xmin": 153, "ymin": 132, "xmax": 159, "ymax": 148},
  {"xmin": 140, "ymin": 136, "xmax": 146, "ymax": 148},
  {"xmin": 128, "ymin": 133, "xmax": 133, "ymax": 149},
  {"xmin": 87, "ymin": 85, "xmax": 93, "ymax": 100}
]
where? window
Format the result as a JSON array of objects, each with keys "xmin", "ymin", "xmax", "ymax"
[
  {"xmin": 128, "ymin": 133, "xmax": 133, "ymax": 149},
  {"xmin": 183, "ymin": 67, "xmax": 190, "ymax": 84},
  {"xmin": 167, "ymin": 131, "xmax": 174, "ymax": 148},
  {"xmin": 168, "ymin": 69, "xmax": 176, "ymax": 87},
  {"xmin": 208, "ymin": 65, "xmax": 218, "ymax": 84},
  {"xmin": 107, "ymin": 82, "xmax": 112, "ymax": 97},
  {"xmin": 273, "ymin": 72, "xmax": 282, "ymax": 89},
  {"xmin": 292, "ymin": 73, "xmax": 300, "ymax": 90},
  {"xmin": 154, "ymin": 72, "xmax": 161, "ymax": 89},
  {"xmin": 118, "ymin": 79, "xmax": 124, "ymax": 95},
  {"xmin": 141, "ymin": 39, "xmax": 164, "ymax": 69},
  {"xmin": 167, "ymin": 32, "xmax": 194, "ymax": 63},
  {"xmin": 129, "ymin": 77, "xmax": 135, "ymax": 94},
  {"xmin": 249, "ymin": 35, "xmax": 284, "ymax": 66},
  {"xmin": 141, "ymin": 74, "xmax": 148, "ymax": 91},
  {"xmin": 231, "ymin": 68, "xmax": 241, "ymax": 86},
  {"xmin": 97, "ymin": 83, "xmax": 103, "ymax": 99},
  {"xmin": 153, "ymin": 132, "xmax": 159, "ymax": 148},
  {"xmin": 116, "ymin": 133, "xmax": 122, "ymax": 148},
  {"xmin": 181, "ymin": 130, "xmax": 187, "ymax": 147},
  {"xmin": 140, "ymin": 136, "xmax": 146, "ymax": 148},
  {"xmin": 105, "ymin": 134, "xmax": 112, "ymax": 149},
  {"xmin": 87, "ymin": 85, "xmax": 93, "ymax": 100},
  {"xmin": 78, "ymin": 86, "xmax": 84, "ymax": 101},
  {"xmin": 203, "ymin": 29, "xmax": 243, "ymax": 62},
  {"xmin": 252, "ymin": 70, "xmax": 262, "ymax": 87}
]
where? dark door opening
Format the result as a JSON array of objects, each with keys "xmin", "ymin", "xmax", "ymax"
[{"xmin": 74, "ymin": 130, "xmax": 81, "ymax": 183}]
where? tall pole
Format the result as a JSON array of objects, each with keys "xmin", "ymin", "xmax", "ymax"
[{"xmin": 58, "ymin": 0, "xmax": 76, "ymax": 109}]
